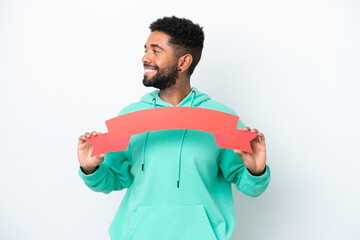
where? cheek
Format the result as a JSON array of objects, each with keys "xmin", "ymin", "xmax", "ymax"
[
  {"xmin": 158, "ymin": 55, "xmax": 177, "ymax": 67},
  {"xmin": 154, "ymin": 57, "xmax": 165, "ymax": 68}
]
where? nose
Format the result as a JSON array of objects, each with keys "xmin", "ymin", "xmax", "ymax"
[{"xmin": 142, "ymin": 51, "xmax": 152, "ymax": 64}]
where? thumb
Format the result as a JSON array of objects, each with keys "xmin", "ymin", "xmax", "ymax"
[{"xmin": 234, "ymin": 149, "xmax": 247, "ymax": 162}]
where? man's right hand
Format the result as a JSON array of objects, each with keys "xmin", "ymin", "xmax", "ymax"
[{"xmin": 77, "ymin": 131, "xmax": 105, "ymax": 175}]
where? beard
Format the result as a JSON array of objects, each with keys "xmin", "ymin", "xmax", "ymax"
[{"xmin": 143, "ymin": 63, "xmax": 179, "ymax": 90}]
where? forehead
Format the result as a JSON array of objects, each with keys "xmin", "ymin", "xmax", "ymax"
[{"xmin": 145, "ymin": 31, "xmax": 172, "ymax": 49}]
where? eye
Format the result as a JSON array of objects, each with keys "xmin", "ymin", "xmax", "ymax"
[{"xmin": 153, "ymin": 50, "xmax": 160, "ymax": 54}]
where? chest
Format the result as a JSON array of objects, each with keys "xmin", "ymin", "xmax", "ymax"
[{"xmin": 129, "ymin": 129, "xmax": 220, "ymax": 174}]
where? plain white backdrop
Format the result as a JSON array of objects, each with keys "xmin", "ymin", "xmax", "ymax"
[{"xmin": 1, "ymin": 0, "xmax": 359, "ymax": 239}]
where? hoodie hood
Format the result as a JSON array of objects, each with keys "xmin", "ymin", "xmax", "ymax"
[{"xmin": 140, "ymin": 87, "xmax": 211, "ymax": 107}]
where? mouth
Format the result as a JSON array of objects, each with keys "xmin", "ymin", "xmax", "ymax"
[{"xmin": 144, "ymin": 64, "xmax": 158, "ymax": 76}]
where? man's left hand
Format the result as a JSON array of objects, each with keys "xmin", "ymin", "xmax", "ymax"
[{"xmin": 234, "ymin": 127, "xmax": 266, "ymax": 176}]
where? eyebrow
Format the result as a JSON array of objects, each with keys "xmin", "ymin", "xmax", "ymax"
[{"xmin": 144, "ymin": 44, "xmax": 165, "ymax": 51}]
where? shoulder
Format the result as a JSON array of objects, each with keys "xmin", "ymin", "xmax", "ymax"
[
  {"xmin": 198, "ymin": 99, "xmax": 238, "ymax": 116},
  {"xmin": 198, "ymin": 99, "xmax": 246, "ymax": 128}
]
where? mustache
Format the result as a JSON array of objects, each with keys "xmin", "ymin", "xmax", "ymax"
[{"xmin": 144, "ymin": 64, "xmax": 159, "ymax": 70}]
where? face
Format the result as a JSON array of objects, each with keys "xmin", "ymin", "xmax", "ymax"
[{"xmin": 142, "ymin": 31, "xmax": 179, "ymax": 90}]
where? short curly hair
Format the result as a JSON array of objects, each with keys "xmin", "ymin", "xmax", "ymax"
[{"xmin": 149, "ymin": 16, "xmax": 204, "ymax": 76}]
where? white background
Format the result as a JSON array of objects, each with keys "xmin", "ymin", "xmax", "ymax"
[{"xmin": 1, "ymin": 0, "xmax": 359, "ymax": 239}]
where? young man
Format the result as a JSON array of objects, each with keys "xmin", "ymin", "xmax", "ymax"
[{"xmin": 78, "ymin": 16, "xmax": 270, "ymax": 240}]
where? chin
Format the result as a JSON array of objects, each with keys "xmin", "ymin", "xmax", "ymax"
[{"xmin": 142, "ymin": 77, "xmax": 152, "ymax": 87}]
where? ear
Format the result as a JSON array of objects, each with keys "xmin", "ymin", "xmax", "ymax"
[{"xmin": 177, "ymin": 54, "xmax": 193, "ymax": 73}]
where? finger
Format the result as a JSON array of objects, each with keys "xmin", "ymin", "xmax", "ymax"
[
  {"xmin": 243, "ymin": 127, "xmax": 251, "ymax": 131},
  {"xmin": 91, "ymin": 131, "xmax": 98, "ymax": 136},
  {"xmin": 234, "ymin": 149, "xmax": 251, "ymax": 155},
  {"xmin": 251, "ymin": 128, "xmax": 259, "ymax": 133},
  {"xmin": 84, "ymin": 132, "xmax": 91, "ymax": 138},
  {"xmin": 258, "ymin": 133, "xmax": 265, "ymax": 143},
  {"xmin": 78, "ymin": 135, "xmax": 86, "ymax": 143},
  {"xmin": 233, "ymin": 149, "xmax": 248, "ymax": 162},
  {"xmin": 234, "ymin": 149, "xmax": 242, "ymax": 155}
]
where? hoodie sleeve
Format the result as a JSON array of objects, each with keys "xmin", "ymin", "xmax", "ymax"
[
  {"xmin": 78, "ymin": 106, "xmax": 137, "ymax": 194},
  {"xmin": 217, "ymin": 149, "xmax": 270, "ymax": 197},
  {"xmin": 217, "ymin": 118, "xmax": 270, "ymax": 198},
  {"xmin": 79, "ymin": 147, "xmax": 133, "ymax": 194}
]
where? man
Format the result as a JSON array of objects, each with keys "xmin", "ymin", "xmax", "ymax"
[{"xmin": 78, "ymin": 16, "xmax": 270, "ymax": 240}]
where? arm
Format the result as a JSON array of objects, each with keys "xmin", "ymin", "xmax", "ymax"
[
  {"xmin": 77, "ymin": 131, "xmax": 133, "ymax": 194},
  {"xmin": 217, "ymin": 117, "xmax": 270, "ymax": 197},
  {"xmin": 217, "ymin": 148, "xmax": 270, "ymax": 197}
]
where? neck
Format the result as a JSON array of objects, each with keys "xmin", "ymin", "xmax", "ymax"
[{"xmin": 159, "ymin": 78, "xmax": 191, "ymax": 106}]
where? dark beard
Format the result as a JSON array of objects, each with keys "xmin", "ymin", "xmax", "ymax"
[{"xmin": 143, "ymin": 64, "xmax": 179, "ymax": 90}]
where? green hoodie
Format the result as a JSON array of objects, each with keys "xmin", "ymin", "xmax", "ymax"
[{"xmin": 79, "ymin": 87, "xmax": 270, "ymax": 240}]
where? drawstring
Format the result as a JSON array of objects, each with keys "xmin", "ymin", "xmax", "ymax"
[
  {"xmin": 142, "ymin": 98, "xmax": 156, "ymax": 171},
  {"xmin": 141, "ymin": 90, "xmax": 196, "ymax": 189},
  {"xmin": 177, "ymin": 131, "xmax": 186, "ymax": 188},
  {"xmin": 177, "ymin": 90, "xmax": 196, "ymax": 188}
]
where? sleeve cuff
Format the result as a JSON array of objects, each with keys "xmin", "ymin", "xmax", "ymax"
[
  {"xmin": 78, "ymin": 163, "xmax": 107, "ymax": 183},
  {"xmin": 242, "ymin": 165, "xmax": 271, "ymax": 186}
]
